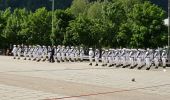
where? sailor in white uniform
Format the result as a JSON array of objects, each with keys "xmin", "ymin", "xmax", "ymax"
[
  {"xmin": 89, "ymin": 48, "xmax": 94, "ymax": 66},
  {"xmin": 37, "ymin": 45, "xmax": 43, "ymax": 62},
  {"xmin": 17, "ymin": 45, "xmax": 22, "ymax": 59},
  {"xmin": 32, "ymin": 45, "xmax": 38, "ymax": 61},
  {"xmin": 79, "ymin": 47, "xmax": 84, "ymax": 62},
  {"xmin": 94, "ymin": 49, "xmax": 100, "ymax": 66},
  {"xmin": 145, "ymin": 48, "xmax": 152, "ymax": 70},
  {"xmin": 65, "ymin": 46, "xmax": 70, "ymax": 62},
  {"xmin": 47, "ymin": 46, "xmax": 52, "ymax": 61},
  {"xmin": 74, "ymin": 47, "xmax": 79, "ymax": 61},
  {"xmin": 42, "ymin": 46, "xmax": 47, "ymax": 61},
  {"xmin": 56, "ymin": 45, "xmax": 61, "ymax": 62},
  {"xmin": 70, "ymin": 46, "xmax": 75, "ymax": 62},
  {"xmin": 12, "ymin": 45, "xmax": 17, "ymax": 59},
  {"xmin": 61, "ymin": 46, "xmax": 66, "ymax": 62},
  {"xmin": 23, "ymin": 45, "xmax": 28, "ymax": 60},
  {"xmin": 101, "ymin": 48, "xmax": 106, "ymax": 66},
  {"xmin": 162, "ymin": 49, "xmax": 167, "ymax": 68}
]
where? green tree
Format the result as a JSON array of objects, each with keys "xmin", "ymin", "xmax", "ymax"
[
  {"xmin": 26, "ymin": 7, "xmax": 51, "ymax": 45},
  {"xmin": 87, "ymin": 1, "xmax": 103, "ymax": 19},
  {"xmin": 70, "ymin": 0, "xmax": 89, "ymax": 16},
  {"xmin": 52, "ymin": 9, "xmax": 74, "ymax": 45},
  {"xmin": 128, "ymin": 1, "xmax": 166, "ymax": 48}
]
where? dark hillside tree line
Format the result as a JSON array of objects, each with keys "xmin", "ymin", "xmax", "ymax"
[
  {"xmin": 0, "ymin": 0, "xmax": 168, "ymax": 12},
  {"xmin": 0, "ymin": 0, "xmax": 73, "ymax": 11}
]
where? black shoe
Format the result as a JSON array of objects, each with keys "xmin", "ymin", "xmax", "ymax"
[
  {"xmin": 89, "ymin": 63, "xmax": 92, "ymax": 66},
  {"xmin": 122, "ymin": 66, "xmax": 126, "ymax": 68},
  {"xmin": 146, "ymin": 67, "xmax": 150, "ymax": 70},
  {"xmin": 95, "ymin": 64, "xmax": 98, "ymax": 66},
  {"xmin": 14, "ymin": 57, "xmax": 16, "ymax": 59},
  {"xmin": 155, "ymin": 66, "xmax": 158, "ymax": 69}
]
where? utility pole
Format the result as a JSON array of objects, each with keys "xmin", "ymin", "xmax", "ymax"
[
  {"xmin": 51, "ymin": 0, "xmax": 55, "ymax": 46},
  {"xmin": 167, "ymin": 0, "xmax": 170, "ymax": 67}
]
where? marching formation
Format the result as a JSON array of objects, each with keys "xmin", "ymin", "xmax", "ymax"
[
  {"xmin": 12, "ymin": 45, "xmax": 84, "ymax": 63},
  {"xmin": 12, "ymin": 45, "xmax": 167, "ymax": 70},
  {"xmin": 89, "ymin": 48, "xmax": 167, "ymax": 70}
]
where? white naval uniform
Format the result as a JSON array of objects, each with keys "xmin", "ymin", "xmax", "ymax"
[
  {"xmin": 65, "ymin": 48, "xmax": 70, "ymax": 61},
  {"xmin": 101, "ymin": 51, "xmax": 106, "ymax": 65},
  {"xmin": 129, "ymin": 51, "xmax": 135, "ymax": 67},
  {"xmin": 42, "ymin": 47, "xmax": 47, "ymax": 60},
  {"xmin": 108, "ymin": 51, "xmax": 113, "ymax": 66},
  {"xmin": 95, "ymin": 50, "xmax": 100, "ymax": 65},
  {"xmin": 48, "ymin": 47, "xmax": 52, "ymax": 60},
  {"xmin": 136, "ymin": 51, "xmax": 142, "ymax": 67},
  {"xmin": 145, "ymin": 51, "xmax": 151, "ymax": 68},
  {"xmin": 74, "ymin": 49, "xmax": 79, "ymax": 61},
  {"xmin": 89, "ymin": 49, "xmax": 94, "ymax": 64},
  {"xmin": 61, "ymin": 48, "xmax": 66, "ymax": 61},
  {"xmin": 70, "ymin": 49, "xmax": 75, "ymax": 61},
  {"xmin": 17, "ymin": 47, "xmax": 22, "ymax": 59},
  {"xmin": 79, "ymin": 49, "xmax": 84, "ymax": 61},
  {"xmin": 12, "ymin": 47, "xmax": 17, "ymax": 59},
  {"xmin": 28, "ymin": 47, "xmax": 33, "ymax": 60},
  {"xmin": 121, "ymin": 50, "xmax": 126, "ymax": 66},
  {"xmin": 162, "ymin": 51, "xmax": 167, "ymax": 67},
  {"xmin": 33, "ymin": 47, "xmax": 38, "ymax": 60},
  {"xmin": 23, "ymin": 47, "xmax": 28, "ymax": 60},
  {"xmin": 57, "ymin": 48, "xmax": 61, "ymax": 62},
  {"xmin": 37, "ymin": 47, "xmax": 43, "ymax": 61},
  {"xmin": 154, "ymin": 51, "xmax": 160, "ymax": 67}
]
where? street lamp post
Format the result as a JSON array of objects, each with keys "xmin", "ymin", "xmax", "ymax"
[
  {"xmin": 168, "ymin": 0, "xmax": 170, "ymax": 47},
  {"xmin": 167, "ymin": 0, "xmax": 170, "ymax": 67},
  {"xmin": 51, "ymin": 0, "xmax": 55, "ymax": 46}
]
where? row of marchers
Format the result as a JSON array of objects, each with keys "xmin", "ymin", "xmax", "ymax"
[{"xmin": 11, "ymin": 45, "xmax": 167, "ymax": 70}]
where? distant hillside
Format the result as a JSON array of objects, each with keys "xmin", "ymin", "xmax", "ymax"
[
  {"xmin": 0, "ymin": 0, "xmax": 168, "ymax": 12},
  {"xmin": 0, "ymin": 0, "xmax": 72, "ymax": 11}
]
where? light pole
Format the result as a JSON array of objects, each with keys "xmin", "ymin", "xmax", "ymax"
[
  {"xmin": 167, "ymin": 0, "xmax": 170, "ymax": 67},
  {"xmin": 168, "ymin": 0, "xmax": 170, "ymax": 47},
  {"xmin": 51, "ymin": 0, "xmax": 55, "ymax": 46}
]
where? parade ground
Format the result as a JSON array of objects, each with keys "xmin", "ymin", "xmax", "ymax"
[{"xmin": 0, "ymin": 56, "xmax": 170, "ymax": 100}]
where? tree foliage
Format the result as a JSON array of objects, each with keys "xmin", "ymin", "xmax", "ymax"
[{"xmin": 0, "ymin": 0, "xmax": 167, "ymax": 49}]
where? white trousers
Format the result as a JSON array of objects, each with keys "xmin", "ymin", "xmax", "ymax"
[
  {"xmin": 89, "ymin": 56, "xmax": 93, "ymax": 63},
  {"xmin": 95, "ymin": 57, "xmax": 99, "ymax": 64}
]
